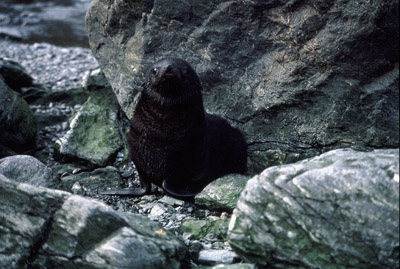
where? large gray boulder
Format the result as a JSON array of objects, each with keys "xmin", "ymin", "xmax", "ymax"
[
  {"xmin": 0, "ymin": 155, "xmax": 57, "ymax": 188},
  {"xmin": 228, "ymin": 148, "xmax": 399, "ymax": 268},
  {"xmin": 0, "ymin": 76, "xmax": 37, "ymax": 156},
  {"xmin": 0, "ymin": 174, "xmax": 189, "ymax": 268},
  {"xmin": 86, "ymin": 0, "xmax": 399, "ymax": 172}
]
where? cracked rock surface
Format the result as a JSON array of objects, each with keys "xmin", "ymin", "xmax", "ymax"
[
  {"xmin": 86, "ymin": 0, "xmax": 399, "ymax": 172},
  {"xmin": 228, "ymin": 148, "xmax": 399, "ymax": 268},
  {"xmin": 0, "ymin": 174, "xmax": 189, "ymax": 268}
]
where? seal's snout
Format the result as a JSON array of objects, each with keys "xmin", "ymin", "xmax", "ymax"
[
  {"xmin": 163, "ymin": 65, "xmax": 175, "ymax": 77},
  {"xmin": 161, "ymin": 64, "xmax": 182, "ymax": 82}
]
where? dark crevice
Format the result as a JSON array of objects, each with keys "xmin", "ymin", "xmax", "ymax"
[{"xmin": 25, "ymin": 213, "xmax": 56, "ymax": 266}]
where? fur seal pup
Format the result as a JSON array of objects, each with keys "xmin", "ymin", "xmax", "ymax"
[{"xmin": 100, "ymin": 58, "xmax": 247, "ymax": 199}]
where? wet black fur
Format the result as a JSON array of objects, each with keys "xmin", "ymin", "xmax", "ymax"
[{"xmin": 101, "ymin": 58, "xmax": 247, "ymax": 199}]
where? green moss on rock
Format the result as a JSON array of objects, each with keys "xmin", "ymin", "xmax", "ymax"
[
  {"xmin": 195, "ymin": 174, "xmax": 249, "ymax": 212},
  {"xmin": 54, "ymin": 70, "xmax": 128, "ymax": 167},
  {"xmin": 180, "ymin": 218, "xmax": 230, "ymax": 241}
]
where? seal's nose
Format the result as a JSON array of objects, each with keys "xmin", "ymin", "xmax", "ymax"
[{"xmin": 164, "ymin": 64, "xmax": 176, "ymax": 78}]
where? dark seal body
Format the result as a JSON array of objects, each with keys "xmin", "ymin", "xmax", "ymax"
[{"xmin": 102, "ymin": 58, "xmax": 247, "ymax": 199}]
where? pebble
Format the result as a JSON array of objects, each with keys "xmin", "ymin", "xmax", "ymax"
[
  {"xmin": 198, "ymin": 249, "xmax": 240, "ymax": 265},
  {"xmin": 159, "ymin": 196, "xmax": 185, "ymax": 207},
  {"xmin": 71, "ymin": 182, "xmax": 84, "ymax": 195},
  {"xmin": 61, "ymin": 122, "xmax": 69, "ymax": 130}
]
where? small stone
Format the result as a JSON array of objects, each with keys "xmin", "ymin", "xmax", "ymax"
[
  {"xmin": 149, "ymin": 203, "xmax": 167, "ymax": 220},
  {"xmin": 71, "ymin": 182, "xmax": 84, "ymax": 195},
  {"xmin": 72, "ymin": 168, "xmax": 82, "ymax": 174},
  {"xmin": 61, "ymin": 122, "xmax": 69, "ymax": 131},
  {"xmin": 141, "ymin": 195, "xmax": 156, "ymax": 202},
  {"xmin": 208, "ymin": 264, "xmax": 256, "ymax": 269},
  {"xmin": 198, "ymin": 249, "xmax": 240, "ymax": 265},
  {"xmin": 212, "ymin": 241, "xmax": 224, "ymax": 248},
  {"xmin": 159, "ymin": 196, "xmax": 185, "ymax": 207},
  {"xmin": 201, "ymin": 242, "xmax": 212, "ymax": 250},
  {"xmin": 183, "ymin": 232, "xmax": 194, "ymax": 241}
]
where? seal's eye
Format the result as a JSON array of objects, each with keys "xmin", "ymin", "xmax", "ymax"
[
  {"xmin": 181, "ymin": 69, "xmax": 188, "ymax": 75},
  {"xmin": 152, "ymin": 67, "xmax": 159, "ymax": 75}
]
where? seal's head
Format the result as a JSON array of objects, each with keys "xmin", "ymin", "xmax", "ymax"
[{"xmin": 144, "ymin": 58, "xmax": 202, "ymax": 102}]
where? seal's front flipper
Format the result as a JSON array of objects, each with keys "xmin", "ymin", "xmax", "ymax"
[{"xmin": 162, "ymin": 180, "xmax": 200, "ymax": 202}]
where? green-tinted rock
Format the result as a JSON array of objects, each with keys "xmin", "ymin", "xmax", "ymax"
[
  {"xmin": 228, "ymin": 148, "xmax": 399, "ymax": 268},
  {"xmin": 0, "ymin": 76, "xmax": 37, "ymax": 156},
  {"xmin": 54, "ymin": 69, "xmax": 128, "ymax": 167},
  {"xmin": 195, "ymin": 174, "xmax": 249, "ymax": 212},
  {"xmin": 181, "ymin": 218, "xmax": 230, "ymax": 241}
]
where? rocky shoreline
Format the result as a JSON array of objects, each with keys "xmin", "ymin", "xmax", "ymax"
[
  {"xmin": 0, "ymin": 38, "xmax": 248, "ymax": 267},
  {"xmin": 0, "ymin": 0, "xmax": 399, "ymax": 267}
]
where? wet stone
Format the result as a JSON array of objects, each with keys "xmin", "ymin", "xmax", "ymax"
[{"xmin": 198, "ymin": 249, "xmax": 240, "ymax": 266}]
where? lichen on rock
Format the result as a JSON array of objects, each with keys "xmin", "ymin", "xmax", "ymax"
[
  {"xmin": 228, "ymin": 148, "xmax": 399, "ymax": 268},
  {"xmin": 54, "ymin": 69, "xmax": 129, "ymax": 167}
]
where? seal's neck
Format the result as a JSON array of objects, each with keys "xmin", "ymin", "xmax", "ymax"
[{"xmin": 137, "ymin": 90, "xmax": 205, "ymax": 123}]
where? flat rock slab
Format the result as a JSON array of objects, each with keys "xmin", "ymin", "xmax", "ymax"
[
  {"xmin": 228, "ymin": 148, "xmax": 399, "ymax": 268},
  {"xmin": 198, "ymin": 249, "xmax": 240, "ymax": 266},
  {"xmin": 59, "ymin": 166, "xmax": 125, "ymax": 193},
  {"xmin": 195, "ymin": 174, "xmax": 249, "ymax": 212}
]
